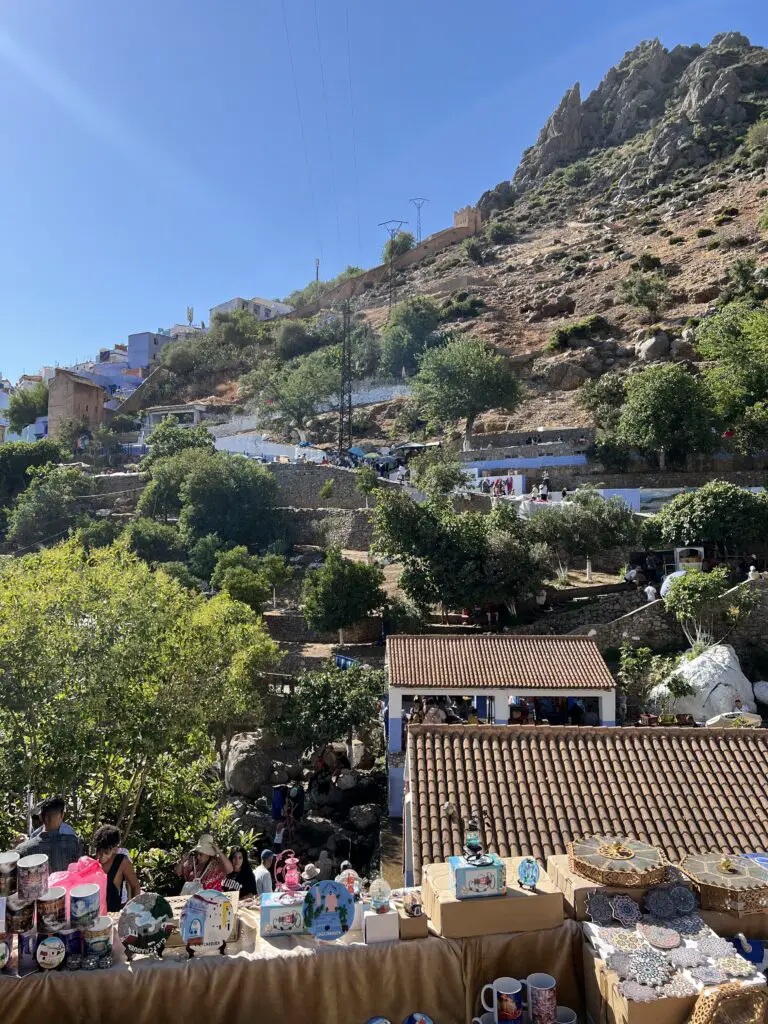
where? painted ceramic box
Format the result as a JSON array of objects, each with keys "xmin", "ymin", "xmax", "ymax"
[
  {"xmin": 448, "ymin": 855, "xmax": 506, "ymax": 900},
  {"xmin": 260, "ymin": 893, "xmax": 307, "ymax": 937}
]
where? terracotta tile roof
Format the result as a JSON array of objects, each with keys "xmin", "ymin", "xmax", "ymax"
[
  {"xmin": 407, "ymin": 725, "xmax": 768, "ymax": 881},
  {"xmin": 387, "ymin": 634, "xmax": 614, "ymax": 691}
]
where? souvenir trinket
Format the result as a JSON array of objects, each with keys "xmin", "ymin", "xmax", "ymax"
[
  {"xmin": 620, "ymin": 980, "xmax": 659, "ymax": 1003},
  {"xmin": 402, "ymin": 1015, "xmax": 434, "ymax": 1024},
  {"xmin": 585, "ymin": 892, "xmax": 614, "ymax": 926},
  {"xmin": 273, "ymin": 850, "xmax": 298, "ymax": 890},
  {"xmin": 98, "ymin": 954, "xmax": 113, "ymax": 969},
  {"xmin": 607, "ymin": 952, "xmax": 633, "ymax": 979},
  {"xmin": 402, "ymin": 890, "xmax": 422, "ymax": 917},
  {"xmin": 17, "ymin": 854, "xmax": 49, "ymax": 902},
  {"xmin": 82, "ymin": 954, "xmax": 99, "ymax": 971},
  {"xmin": 600, "ymin": 928, "xmax": 645, "ymax": 952},
  {"xmin": 464, "ymin": 816, "xmax": 484, "ymax": 860},
  {"xmin": 65, "ymin": 954, "xmax": 82, "ymax": 971},
  {"xmin": 669, "ymin": 884, "xmax": 698, "ymax": 913},
  {"xmin": 715, "ymin": 955, "xmax": 756, "ymax": 978},
  {"xmin": 448, "ymin": 852, "xmax": 506, "ymax": 899},
  {"xmin": 303, "ymin": 880, "xmax": 355, "ymax": 941},
  {"xmin": 118, "ymin": 893, "xmax": 174, "ymax": 959},
  {"xmin": 369, "ymin": 878, "xmax": 392, "ymax": 914},
  {"xmin": 0, "ymin": 852, "xmax": 19, "ymax": 898},
  {"xmin": 612, "ymin": 894, "xmax": 642, "ymax": 927},
  {"xmin": 661, "ymin": 975, "xmax": 698, "ymax": 998},
  {"xmin": 696, "ymin": 935, "xmax": 737, "ymax": 959},
  {"xmin": 680, "ymin": 853, "xmax": 768, "ymax": 915},
  {"xmin": 617, "ymin": 949, "xmax": 674, "ymax": 987},
  {"xmin": 667, "ymin": 913, "xmax": 706, "ymax": 936},
  {"xmin": 37, "ymin": 887, "xmax": 67, "ymax": 931},
  {"xmin": 568, "ymin": 836, "xmax": 666, "ymax": 887},
  {"xmin": 644, "ymin": 888, "xmax": 676, "ymax": 920},
  {"xmin": 279, "ymin": 855, "xmax": 302, "ymax": 894},
  {"xmin": 83, "ymin": 915, "xmax": 113, "ymax": 957},
  {"xmin": 6, "ymin": 896, "xmax": 34, "ymax": 933},
  {"xmin": 691, "ymin": 965, "xmax": 729, "ymax": 986},
  {"xmin": 260, "ymin": 891, "xmax": 306, "ymax": 937},
  {"xmin": 637, "ymin": 922, "xmax": 680, "ymax": 949},
  {"xmin": 18, "ymin": 930, "xmax": 38, "ymax": 973},
  {"xmin": 36, "ymin": 935, "xmax": 65, "ymax": 970},
  {"xmin": 180, "ymin": 890, "xmax": 234, "ymax": 955},
  {"xmin": 336, "ymin": 868, "xmax": 361, "ymax": 898},
  {"xmin": 59, "ymin": 929, "xmax": 82, "ymax": 957},
  {"xmin": 0, "ymin": 940, "xmax": 9, "ymax": 971},
  {"xmin": 70, "ymin": 883, "xmax": 100, "ymax": 928},
  {"xmin": 518, "ymin": 857, "xmax": 540, "ymax": 892},
  {"xmin": 666, "ymin": 946, "xmax": 706, "ymax": 969}
]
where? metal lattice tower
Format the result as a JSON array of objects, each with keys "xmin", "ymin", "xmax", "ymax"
[
  {"xmin": 338, "ymin": 300, "xmax": 353, "ymax": 458},
  {"xmin": 379, "ymin": 219, "xmax": 408, "ymax": 315},
  {"xmin": 409, "ymin": 198, "xmax": 429, "ymax": 243}
]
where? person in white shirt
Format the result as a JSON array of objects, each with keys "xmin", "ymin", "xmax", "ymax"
[
  {"xmin": 253, "ymin": 849, "xmax": 274, "ymax": 896},
  {"xmin": 644, "ymin": 583, "xmax": 658, "ymax": 603}
]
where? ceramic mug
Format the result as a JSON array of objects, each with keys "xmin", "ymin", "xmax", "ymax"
[
  {"xmin": 70, "ymin": 884, "xmax": 100, "ymax": 928},
  {"xmin": 6, "ymin": 896, "xmax": 35, "ymax": 933},
  {"xmin": 556, "ymin": 1009, "xmax": 577, "ymax": 1024},
  {"xmin": 37, "ymin": 886, "xmax": 67, "ymax": 930},
  {"xmin": 0, "ymin": 851, "xmax": 20, "ymax": 897},
  {"xmin": 482, "ymin": 977, "xmax": 525, "ymax": 1023},
  {"xmin": 17, "ymin": 854, "xmax": 49, "ymax": 902},
  {"xmin": 523, "ymin": 974, "xmax": 557, "ymax": 1024},
  {"xmin": 83, "ymin": 915, "xmax": 113, "ymax": 956}
]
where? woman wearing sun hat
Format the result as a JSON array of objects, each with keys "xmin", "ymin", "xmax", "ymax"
[{"xmin": 176, "ymin": 834, "xmax": 233, "ymax": 892}]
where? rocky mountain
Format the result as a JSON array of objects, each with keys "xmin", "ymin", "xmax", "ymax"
[{"xmin": 480, "ymin": 32, "xmax": 768, "ymax": 214}]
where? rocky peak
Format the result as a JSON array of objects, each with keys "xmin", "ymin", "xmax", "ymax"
[{"xmin": 502, "ymin": 31, "xmax": 767, "ymax": 198}]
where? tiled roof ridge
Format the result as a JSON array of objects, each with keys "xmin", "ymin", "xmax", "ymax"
[
  {"xmin": 407, "ymin": 723, "xmax": 761, "ymax": 738},
  {"xmin": 388, "ymin": 633, "xmax": 603, "ymax": 641}
]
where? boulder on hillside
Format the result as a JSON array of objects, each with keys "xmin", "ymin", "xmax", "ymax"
[
  {"xmin": 348, "ymin": 803, "xmax": 381, "ymax": 832},
  {"xmin": 651, "ymin": 644, "xmax": 756, "ymax": 721},
  {"xmin": 752, "ymin": 681, "xmax": 768, "ymax": 706},
  {"xmin": 350, "ymin": 739, "xmax": 376, "ymax": 771},
  {"xmin": 224, "ymin": 731, "xmax": 286, "ymax": 800},
  {"xmin": 636, "ymin": 331, "xmax": 670, "ymax": 361}
]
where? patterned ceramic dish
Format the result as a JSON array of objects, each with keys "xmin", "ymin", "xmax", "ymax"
[
  {"xmin": 620, "ymin": 980, "xmax": 660, "ymax": 1002},
  {"xmin": 715, "ymin": 955, "xmax": 757, "ymax": 978},
  {"xmin": 696, "ymin": 935, "xmax": 737, "ymax": 959},
  {"xmin": 599, "ymin": 927, "xmax": 647, "ymax": 952},
  {"xmin": 666, "ymin": 946, "xmax": 707, "ymax": 969},
  {"xmin": 586, "ymin": 892, "xmax": 615, "ymax": 926},
  {"xmin": 667, "ymin": 913, "xmax": 707, "ymax": 936},
  {"xmin": 691, "ymin": 965, "xmax": 729, "ymax": 986},
  {"xmin": 644, "ymin": 888, "xmax": 677, "ymax": 919},
  {"xmin": 612, "ymin": 949, "xmax": 674, "ymax": 987},
  {"xmin": 660, "ymin": 974, "xmax": 698, "ymax": 998},
  {"xmin": 637, "ymin": 922, "xmax": 681, "ymax": 949},
  {"xmin": 611, "ymin": 894, "xmax": 643, "ymax": 927},
  {"xmin": 669, "ymin": 884, "xmax": 698, "ymax": 914}
]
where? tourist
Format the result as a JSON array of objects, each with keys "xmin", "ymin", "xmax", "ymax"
[
  {"xmin": 749, "ymin": 565, "xmax": 761, "ymax": 581},
  {"xmin": 561, "ymin": 488, "xmax": 568, "ymax": 501},
  {"xmin": 176, "ymin": 834, "xmax": 233, "ymax": 892},
  {"xmin": 29, "ymin": 800, "xmax": 77, "ymax": 840},
  {"xmin": 568, "ymin": 701, "xmax": 585, "ymax": 726},
  {"xmin": 644, "ymin": 582, "xmax": 658, "ymax": 603},
  {"xmin": 92, "ymin": 825, "xmax": 141, "ymax": 912},
  {"xmin": 734, "ymin": 698, "xmax": 745, "ymax": 713},
  {"xmin": 254, "ymin": 849, "xmax": 275, "ymax": 896},
  {"xmin": 15, "ymin": 797, "xmax": 83, "ymax": 873},
  {"xmin": 226, "ymin": 846, "xmax": 258, "ymax": 896},
  {"xmin": 424, "ymin": 699, "xmax": 446, "ymax": 725}
]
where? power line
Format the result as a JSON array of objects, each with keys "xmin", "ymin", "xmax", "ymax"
[
  {"xmin": 313, "ymin": 0, "xmax": 343, "ymax": 262},
  {"xmin": 345, "ymin": 6, "xmax": 363, "ymax": 266},
  {"xmin": 379, "ymin": 220, "xmax": 408, "ymax": 314},
  {"xmin": 281, "ymin": 0, "xmax": 323, "ymax": 262},
  {"xmin": 410, "ymin": 197, "xmax": 429, "ymax": 243}
]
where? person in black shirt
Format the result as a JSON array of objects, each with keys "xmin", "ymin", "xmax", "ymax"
[
  {"xmin": 93, "ymin": 825, "xmax": 141, "ymax": 912},
  {"xmin": 226, "ymin": 846, "xmax": 257, "ymax": 896}
]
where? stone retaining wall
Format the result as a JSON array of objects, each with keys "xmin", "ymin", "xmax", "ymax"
[
  {"xmin": 278, "ymin": 507, "xmax": 373, "ymax": 549},
  {"xmin": 264, "ymin": 612, "xmax": 383, "ymax": 644},
  {"xmin": 514, "ymin": 590, "xmax": 647, "ymax": 636}
]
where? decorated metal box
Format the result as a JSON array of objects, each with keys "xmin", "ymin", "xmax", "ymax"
[
  {"xmin": 260, "ymin": 892, "xmax": 307, "ymax": 937},
  {"xmin": 447, "ymin": 854, "xmax": 506, "ymax": 900}
]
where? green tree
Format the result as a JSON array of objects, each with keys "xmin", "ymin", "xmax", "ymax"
[
  {"xmin": 527, "ymin": 488, "xmax": 638, "ymax": 574},
  {"xmin": 137, "ymin": 447, "xmax": 214, "ymax": 522},
  {"xmin": 380, "ymin": 297, "xmax": 443, "ymax": 376},
  {"xmin": 719, "ymin": 257, "xmax": 768, "ymax": 303},
  {"xmin": 274, "ymin": 665, "xmax": 384, "ymax": 757},
  {"xmin": 356, "ymin": 465, "xmax": 380, "ymax": 508},
  {"xmin": 5, "ymin": 464, "xmax": 93, "ymax": 549},
  {"xmin": 0, "ymin": 542, "xmax": 279, "ymax": 842},
  {"xmin": 259, "ymin": 552, "xmax": 294, "ymax": 609},
  {"xmin": 7, "ymin": 381, "xmax": 48, "ymax": 433},
  {"xmin": 616, "ymin": 363, "xmax": 715, "ymax": 467},
  {"xmin": 413, "ymin": 336, "xmax": 522, "ymax": 450},
  {"xmin": 408, "ymin": 448, "xmax": 467, "ymax": 497},
  {"xmin": 617, "ymin": 271, "xmax": 671, "ymax": 317},
  {"xmin": 73, "ymin": 517, "xmax": 123, "ymax": 552},
  {"xmin": 178, "ymin": 452, "xmax": 277, "ymax": 549},
  {"xmin": 214, "ymin": 564, "xmax": 270, "ymax": 612},
  {"xmin": 577, "ymin": 373, "xmax": 627, "ymax": 432},
  {"xmin": 187, "ymin": 532, "xmax": 224, "ymax": 581},
  {"xmin": 142, "ymin": 417, "xmax": 215, "ymax": 470},
  {"xmin": 274, "ymin": 320, "xmax": 317, "ymax": 361},
  {"xmin": 284, "ymin": 266, "xmax": 364, "ymax": 310},
  {"xmin": 645, "ymin": 480, "xmax": 768, "ymax": 555},
  {"xmin": 0, "ymin": 439, "xmax": 63, "ymax": 510},
  {"xmin": 302, "ymin": 548, "xmax": 385, "ymax": 641},
  {"xmin": 124, "ymin": 518, "xmax": 186, "ymax": 563},
  {"xmin": 664, "ymin": 565, "xmax": 756, "ymax": 648},
  {"xmin": 382, "ymin": 231, "xmax": 415, "ymax": 262},
  {"xmin": 256, "ymin": 348, "xmax": 339, "ymax": 440}
]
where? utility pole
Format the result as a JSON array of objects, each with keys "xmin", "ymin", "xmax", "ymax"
[
  {"xmin": 338, "ymin": 300, "xmax": 353, "ymax": 459},
  {"xmin": 379, "ymin": 219, "xmax": 408, "ymax": 316},
  {"xmin": 409, "ymin": 198, "xmax": 429, "ymax": 243},
  {"xmin": 315, "ymin": 257, "xmax": 320, "ymax": 282}
]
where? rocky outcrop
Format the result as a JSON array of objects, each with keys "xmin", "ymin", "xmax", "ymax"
[
  {"xmin": 650, "ymin": 644, "xmax": 756, "ymax": 720},
  {"xmin": 504, "ymin": 33, "xmax": 768, "ymax": 196},
  {"xmin": 224, "ymin": 731, "xmax": 301, "ymax": 800}
]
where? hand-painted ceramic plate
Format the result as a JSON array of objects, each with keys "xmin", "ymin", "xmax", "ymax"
[
  {"xmin": 518, "ymin": 857, "xmax": 540, "ymax": 889},
  {"xmin": 118, "ymin": 892, "xmax": 175, "ymax": 954},
  {"xmin": 36, "ymin": 936, "xmax": 65, "ymax": 970},
  {"xmin": 180, "ymin": 889, "xmax": 235, "ymax": 947},
  {"xmin": 303, "ymin": 881, "xmax": 355, "ymax": 941}
]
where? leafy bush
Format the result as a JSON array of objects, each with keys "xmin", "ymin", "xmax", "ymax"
[
  {"xmin": 141, "ymin": 417, "xmax": 215, "ymax": 470},
  {"xmin": 440, "ymin": 295, "xmax": 486, "ymax": 322},
  {"xmin": 696, "ymin": 227, "xmax": 715, "ymax": 238},
  {"xmin": 0, "ymin": 439, "xmax": 64, "ymax": 511},
  {"xmin": 5, "ymin": 465, "xmax": 93, "ymax": 549},
  {"xmin": 617, "ymin": 271, "xmax": 671, "ymax": 317},
  {"xmin": 758, "ymin": 204, "xmax": 768, "ymax": 236},
  {"xmin": 380, "ymin": 296, "xmax": 444, "ymax": 376},
  {"xmin": 302, "ymin": 548, "xmax": 385, "ymax": 636},
  {"xmin": 631, "ymin": 253, "xmax": 663, "ymax": 272},
  {"xmin": 274, "ymin": 321, "xmax": 317, "ymax": 361},
  {"xmin": 548, "ymin": 314, "xmax": 612, "ymax": 351},
  {"xmin": 7, "ymin": 381, "xmax": 48, "ymax": 434},
  {"xmin": 382, "ymin": 231, "xmax": 415, "ymax": 263},
  {"xmin": 462, "ymin": 238, "xmax": 484, "ymax": 264},
  {"xmin": 720, "ymin": 257, "xmax": 768, "ymax": 303},
  {"xmin": 563, "ymin": 161, "xmax": 592, "ymax": 186},
  {"xmin": 485, "ymin": 219, "xmax": 517, "ymax": 244},
  {"xmin": 707, "ymin": 238, "xmax": 721, "ymax": 250},
  {"xmin": 124, "ymin": 518, "xmax": 186, "ymax": 563},
  {"xmin": 283, "ymin": 266, "xmax": 364, "ymax": 310},
  {"xmin": 668, "ymin": 235, "xmax": 685, "ymax": 245}
]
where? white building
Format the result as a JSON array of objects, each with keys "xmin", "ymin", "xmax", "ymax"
[{"xmin": 209, "ymin": 296, "xmax": 294, "ymax": 322}]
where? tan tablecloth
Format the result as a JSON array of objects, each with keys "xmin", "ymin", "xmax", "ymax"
[{"xmin": 0, "ymin": 919, "xmax": 584, "ymax": 1024}]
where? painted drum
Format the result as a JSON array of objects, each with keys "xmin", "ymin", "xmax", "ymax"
[
  {"xmin": 37, "ymin": 886, "xmax": 67, "ymax": 931},
  {"xmin": 17, "ymin": 854, "xmax": 49, "ymax": 902},
  {"xmin": 36, "ymin": 935, "xmax": 66, "ymax": 970},
  {"xmin": 70, "ymin": 884, "xmax": 100, "ymax": 928},
  {"xmin": 6, "ymin": 896, "xmax": 35, "ymax": 933},
  {"xmin": 83, "ymin": 916, "xmax": 113, "ymax": 957},
  {"xmin": 0, "ymin": 852, "xmax": 20, "ymax": 897}
]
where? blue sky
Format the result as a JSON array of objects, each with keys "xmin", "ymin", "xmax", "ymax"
[{"xmin": 0, "ymin": 0, "xmax": 766, "ymax": 380}]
